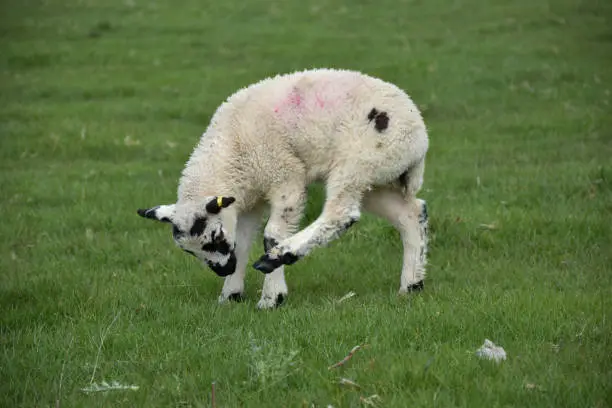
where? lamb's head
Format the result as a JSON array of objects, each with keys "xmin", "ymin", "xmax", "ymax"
[{"xmin": 137, "ymin": 196, "xmax": 238, "ymax": 277}]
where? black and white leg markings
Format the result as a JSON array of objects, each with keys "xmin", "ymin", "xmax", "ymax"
[
  {"xmin": 407, "ymin": 201, "xmax": 429, "ymax": 292},
  {"xmin": 253, "ymin": 214, "xmax": 359, "ymax": 273},
  {"xmin": 227, "ymin": 292, "xmax": 245, "ymax": 302},
  {"xmin": 263, "ymin": 236, "xmax": 278, "ymax": 252},
  {"xmin": 257, "ymin": 234, "xmax": 300, "ymax": 272},
  {"xmin": 418, "ymin": 200, "xmax": 428, "ymax": 266}
]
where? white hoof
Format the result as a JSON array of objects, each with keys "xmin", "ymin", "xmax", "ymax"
[
  {"xmin": 218, "ymin": 292, "xmax": 244, "ymax": 304},
  {"xmin": 256, "ymin": 293, "xmax": 287, "ymax": 309},
  {"xmin": 398, "ymin": 280, "xmax": 424, "ymax": 295}
]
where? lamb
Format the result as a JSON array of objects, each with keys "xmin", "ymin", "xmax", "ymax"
[{"xmin": 137, "ymin": 68, "xmax": 430, "ymax": 309}]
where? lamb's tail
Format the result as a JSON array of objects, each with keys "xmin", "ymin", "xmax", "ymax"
[{"xmin": 397, "ymin": 157, "xmax": 425, "ymax": 198}]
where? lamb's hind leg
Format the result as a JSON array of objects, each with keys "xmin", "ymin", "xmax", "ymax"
[
  {"xmin": 218, "ymin": 207, "xmax": 263, "ymax": 303},
  {"xmin": 257, "ymin": 183, "xmax": 307, "ymax": 309},
  {"xmin": 363, "ymin": 187, "xmax": 429, "ymax": 293}
]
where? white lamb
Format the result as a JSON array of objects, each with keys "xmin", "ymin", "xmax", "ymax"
[{"xmin": 137, "ymin": 68, "xmax": 430, "ymax": 309}]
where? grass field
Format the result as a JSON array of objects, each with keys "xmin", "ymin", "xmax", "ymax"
[{"xmin": 1, "ymin": 0, "xmax": 611, "ymax": 406}]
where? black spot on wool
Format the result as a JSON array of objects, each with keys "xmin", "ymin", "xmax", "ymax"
[
  {"xmin": 374, "ymin": 111, "xmax": 389, "ymax": 131},
  {"xmin": 367, "ymin": 107, "xmax": 389, "ymax": 132},
  {"xmin": 367, "ymin": 108, "xmax": 378, "ymax": 121}
]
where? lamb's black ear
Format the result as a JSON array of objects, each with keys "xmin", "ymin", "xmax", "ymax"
[
  {"xmin": 136, "ymin": 204, "xmax": 176, "ymax": 223},
  {"xmin": 205, "ymin": 196, "xmax": 236, "ymax": 214}
]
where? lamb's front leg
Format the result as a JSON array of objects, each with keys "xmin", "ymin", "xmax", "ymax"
[
  {"xmin": 253, "ymin": 188, "xmax": 362, "ymax": 273},
  {"xmin": 257, "ymin": 185, "xmax": 306, "ymax": 309},
  {"xmin": 218, "ymin": 208, "xmax": 262, "ymax": 303}
]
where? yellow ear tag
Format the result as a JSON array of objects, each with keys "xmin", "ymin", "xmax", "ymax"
[{"xmin": 217, "ymin": 196, "xmax": 223, "ymax": 208}]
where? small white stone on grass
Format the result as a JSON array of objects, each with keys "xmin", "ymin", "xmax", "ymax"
[
  {"xmin": 337, "ymin": 291, "xmax": 356, "ymax": 303},
  {"xmin": 475, "ymin": 339, "xmax": 507, "ymax": 363}
]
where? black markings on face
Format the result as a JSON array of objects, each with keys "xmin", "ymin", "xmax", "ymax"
[
  {"xmin": 202, "ymin": 240, "xmax": 231, "ymax": 255},
  {"xmin": 264, "ymin": 236, "xmax": 279, "ymax": 252},
  {"xmin": 137, "ymin": 206, "xmax": 172, "ymax": 223},
  {"xmin": 201, "ymin": 242, "xmax": 215, "ymax": 252},
  {"xmin": 184, "ymin": 249, "xmax": 197, "ymax": 257},
  {"xmin": 201, "ymin": 229, "xmax": 231, "ymax": 254},
  {"xmin": 206, "ymin": 252, "xmax": 237, "ymax": 277},
  {"xmin": 367, "ymin": 107, "xmax": 389, "ymax": 132},
  {"xmin": 190, "ymin": 217, "xmax": 208, "ymax": 236}
]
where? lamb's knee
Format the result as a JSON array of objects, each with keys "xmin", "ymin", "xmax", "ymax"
[{"xmin": 320, "ymin": 205, "xmax": 360, "ymax": 237}]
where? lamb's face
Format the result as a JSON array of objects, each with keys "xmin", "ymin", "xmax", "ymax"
[{"xmin": 137, "ymin": 196, "xmax": 238, "ymax": 277}]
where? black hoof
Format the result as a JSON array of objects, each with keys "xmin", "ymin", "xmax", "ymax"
[
  {"xmin": 407, "ymin": 280, "xmax": 424, "ymax": 292},
  {"xmin": 227, "ymin": 292, "xmax": 245, "ymax": 302},
  {"xmin": 275, "ymin": 293, "xmax": 286, "ymax": 307},
  {"xmin": 280, "ymin": 252, "xmax": 299, "ymax": 265},
  {"xmin": 253, "ymin": 254, "xmax": 282, "ymax": 273},
  {"xmin": 253, "ymin": 252, "xmax": 299, "ymax": 273}
]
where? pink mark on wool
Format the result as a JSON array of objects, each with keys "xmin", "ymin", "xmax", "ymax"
[
  {"xmin": 314, "ymin": 91, "xmax": 325, "ymax": 108},
  {"xmin": 290, "ymin": 91, "xmax": 302, "ymax": 106},
  {"xmin": 273, "ymin": 88, "xmax": 303, "ymax": 114}
]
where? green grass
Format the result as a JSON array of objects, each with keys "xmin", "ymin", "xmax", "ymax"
[{"xmin": 1, "ymin": 0, "xmax": 611, "ymax": 406}]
